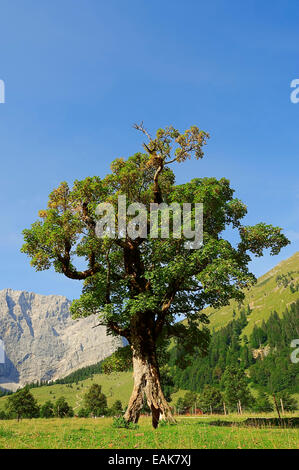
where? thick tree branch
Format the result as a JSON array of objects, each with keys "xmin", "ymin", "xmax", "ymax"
[
  {"xmin": 92, "ymin": 320, "xmax": 130, "ymax": 339},
  {"xmin": 56, "ymin": 239, "xmax": 100, "ymax": 280}
]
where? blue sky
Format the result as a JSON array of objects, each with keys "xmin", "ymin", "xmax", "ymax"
[{"xmin": 0, "ymin": 0, "xmax": 298, "ymax": 299}]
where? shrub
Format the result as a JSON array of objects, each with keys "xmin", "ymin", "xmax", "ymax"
[
  {"xmin": 276, "ymin": 391, "xmax": 298, "ymax": 412},
  {"xmin": 0, "ymin": 410, "xmax": 7, "ymax": 420},
  {"xmin": 112, "ymin": 416, "xmax": 138, "ymax": 429},
  {"xmin": 198, "ymin": 385, "xmax": 223, "ymax": 414},
  {"xmin": 40, "ymin": 400, "xmax": 54, "ymax": 418},
  {"xmin": 53, "ymin": 397, "xmax": 74, "ymax": 418},
  {"xmin": 77, "ymin": 408, "xmax": 90, "ymax": 418}
]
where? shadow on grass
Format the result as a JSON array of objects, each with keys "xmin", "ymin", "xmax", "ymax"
[
  {"xmin": 0, "ymin": 429, "xmax": 15, "ymax": 438},
  {"xmin": 208, "ymin": 417, "xmax": 299, "ymax": 428}
]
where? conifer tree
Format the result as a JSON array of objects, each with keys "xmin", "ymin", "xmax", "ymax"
[
  {"xmin": 221, "ymin": 366, "xmax": 254, "ymax": 411},
  {"xmin": 84, "ymin": 384, "xmax": 108, "ymax": 416}
]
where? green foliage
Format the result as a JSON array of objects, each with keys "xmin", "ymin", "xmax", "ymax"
[
  {"xmin": 6, "ymin": 387, "xmax": 40, "ymax": 420},
  {"xmin": 21, "ymin": 124, "xmax": 289, "ymax": 423},
  {"xmin": 53, "ymin": 397, "xmax": 74, "ymax": 418},
  {"xmin": 106, "ymin": 400, "xmax": 123, "ymax": 417},
  {"xmin": 252, "ymin": 391, "xmax": 273, "ymax": 413},
  {"xmin": 182, "ymin": 391, "xmax": 198, "ymax": 411},
  {"xmin": 83, "ymin": 384, "xmax": 108, "ymax": 417},
  {"xmin": 169, "ymin": 310, "xmax": 250, "ymax": 392},
  {"xmin": 158, "ymin": 419, "xmax": 176, "ymax": 427},
  {"xmin": 140, "ymin": 397, "xmax": 151, "ymax": 415},
  {"xmin": 221, "ymin": 366, "xmax": 254, "ymax": 412},
  {"xmin": 276, "ymin": 391, "xmax": 298, "ymax": 412},
  {"xmin": 54, "ymin": 361, "xmax": 103, "ymax": 384},
  {"xmin": 175, "ymin": 391, "xmax": 198, "ymax": 414},
  {"xmin": 198, "ymin": 385, "xmax": 223, "ymax": 414},
  {"xmin": 160, "ymin": 366, "xmax": 176, "ymax": 400},
  {"xmin": 112, "ymin": 415, "xmax": 138, "ymax": 429},
  {"xmin": 249, "ymin": 300, "xmax": 299, "ymax": 393},
  {"xmin": 21, "ymin": 124, "xmax": 289, "ymax": 354},
  {"xmin": 40, "ymin": 401, "xmax": 54, "ymax": 418},
  {"xmin": 0, "ymin": 410, "xmax": 7, "ymax": 420},
  {"xmin": 175, "ymin": 397, "xmax": 184, "ymax": 414},
  {"xmin": 276, "ymin": 271, "xmax": 299, "ymax": 289},
  {"xmin": 102, "ymin": 346, "xmax": 132, "ymax": 374},
  {"xmin": 111, "ymin": 400, "xmax": 123, "ymax": 414},
  {"xmin": 170, "ymin": 320, "xmax": 210, "ymax": 369},
  {"xmin": 169, "ymin": 299, "xmax": 299, "ymax": 399},
  {"xmin": 0, "ymin": 388, "xmax": 12, "ymax": 398},
  {"xmin": 158, "ymin": 419, "xmax": 168, "ymax": 427},
  {"xmin": 77, "ymin": 408, "xmax": 90, "ymax": 418}
]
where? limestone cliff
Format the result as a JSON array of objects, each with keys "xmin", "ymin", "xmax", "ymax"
[{"xmin": 0, "ymin": 289, "xmax": 123, "ymax": 391}]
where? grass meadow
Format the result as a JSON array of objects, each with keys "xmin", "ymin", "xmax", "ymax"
[
  {"xmin": 0, "ymin": 413, "xmax": 298, "ymax": 449},
  {"xmin": 1, "ymin": 373, "xmax": 298, "ymax": 449}
]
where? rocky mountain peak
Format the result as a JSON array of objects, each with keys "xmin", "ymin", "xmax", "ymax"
[{"xmin": 0, "ymin": 289, "xmax": 123, "ymax": 391}]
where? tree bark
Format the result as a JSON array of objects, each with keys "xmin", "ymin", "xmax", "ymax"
[{"xmin": 124, "ymin": 349, "xmax": 176, "ymax": 428}]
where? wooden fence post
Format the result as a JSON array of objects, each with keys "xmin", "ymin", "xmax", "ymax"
[
  {"xmin": 273, "ymin": 394, "xmax": 281, "ymax": 420},
  {"xmin": 280, "ymin": 398, "xmax": 285, "ymax": 415}
]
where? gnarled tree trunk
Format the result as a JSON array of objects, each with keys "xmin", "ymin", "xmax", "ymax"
[{"xmin": 124, "ymin": 346, "xmax": 176, "ymax": 428}]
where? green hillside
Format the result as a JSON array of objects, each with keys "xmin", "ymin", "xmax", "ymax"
[
  {"xmin": 0, "ymin": 371, "xmax": 133, "ymax": 412},
  {"xmin": 206, "ymin": 251, "xmax": 299, "ymax": 336}
]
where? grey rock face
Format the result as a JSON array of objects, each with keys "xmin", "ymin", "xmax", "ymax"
[{"xmin": 0, "ymin": 289, "xmax": 123, "ymax": 391}]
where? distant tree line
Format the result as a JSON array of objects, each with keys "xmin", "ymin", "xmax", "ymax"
[
  {"xmin": 0, "ymin": 384, "xmax": 125, "ymax": 421},
  {"xmin": 0, "ymin": 388, "xmax": 12, "ymax": 398},
  {"xmin": 276, "ymin": 271, "xmax": 299, "ymax": 291},
  {"xmin": 174, "ymin": 380, "xmax": 297, "ymax": 415}
]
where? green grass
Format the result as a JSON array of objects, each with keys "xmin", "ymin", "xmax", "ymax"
[
  {"xmin": 0, "ymin": 413, "xmax": 298, "ymax": 449},
  {"xmin": 205, "ymin": 251, "xmax": 299, "ymax": 336}
]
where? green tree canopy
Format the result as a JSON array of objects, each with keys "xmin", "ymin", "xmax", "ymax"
[
  {"xmin": 21, "ymin": 124, "xmax": 289, "ymax": 427},
  {"xmin": 276, "ymin": 390, "xmax": 298, "ymax": 412},
  {"xmin": 221, "ymin": 366, "xmax": 254, "ymax": 411},
  {"xmin": 175, "ymin": 397, "xmax": 185, "ymax": 414},
  {"xmin": 198, "ymin": 385, "xmax": 223, "ymax": 414},
  {"xmin": 182, "ymin": 391, "xmax": 198, "ymax": 412},
  {"xmin": 77, "ymin": 407, "xmax": 90, "ymax": 418},
  {"xmin": 84, "ymin": 384, "xmax": 108, "ymax": 417},
  {"xmin": 53, "ymin": 397, "xmax": 73, "ymax": 418},
  {"xmin": 253, "ymin": 391, "xmax": 273, "ymax": 413},
  {"xmin": 6, "ymin": 386, "xmax": 40, "ymax": 421},
  {"xmin": 40, "ymin": 400, "xmax": 54, "ymax": 418},
  {"xmin": 110, "ymin": 400, "xmax": 123, "ymax": 416}
]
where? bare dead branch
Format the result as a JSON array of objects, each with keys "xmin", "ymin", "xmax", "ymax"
[{"xmin": 133, "ymin": 121, "xmax": 152, "ymax": 141}]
